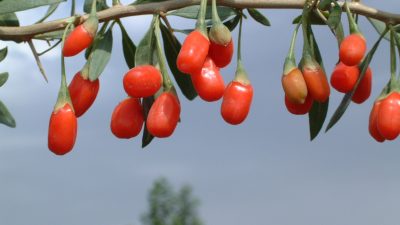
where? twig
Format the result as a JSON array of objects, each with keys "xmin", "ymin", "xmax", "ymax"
[
  {"xmin": 27, "ymin": 40, "xmax": 48, "ymax": 83},
  {"xmin": 0, "ymin": 0, "xmax": 400, "ymax": 42}
]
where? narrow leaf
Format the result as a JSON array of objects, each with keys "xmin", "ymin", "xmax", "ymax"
[
  {"xmin": 292, "ymin": 12, "xmax": 328, "ymax": 25},
  {"xmin": 368, "ymin": 17, "xmax": 390, "ymax": 41},
  {"xmin": 224, "ymin": 15, "xmax": 241, "ymax": 31},
  {"xmin": 326, "ymin": 28, "xmax": 388, "ymax": 132},
  {"xmin": 0, "ymin": 12, "xmax": 19, "ymax": 26},
  {"xmin": 35, "ymin": 3, "xmax": 60, "ymax": 24},
  {"xmin": 142, "ymin": 97, "xmax": 155, "ymax": 148},
  {"xmin": 118, "ymin": 21, "xmax": 136, "ymax": 69},
  {"xmin": 318, "ymin": 0, "xmax": 334, "ymax": 10},
  {"xmin": 160, "ymin": 24, "xmax": 197, "ymax": 100},
  {"xmin": 0, "ymin": 72, "xmax": 9, "ymax": 87},
  {"xmin": 0, "ymin": 100, "xmax": 16, "ymax": 128},
  {"xmin": 247, "ymin": 8, "xmax": 270, "ymax": 26},
  {"xmin": 0, "ymin": 0, "xmax": 65, "ymax": 15},
  {"xmin": 88, "ymin": 26, "xmax": 113, "ymax": 81},
  {"xmin": 0, "ymin": 47, "xmax": 7, "ymax": 63},
  {"xmin": 135, "ymin": 17, "xmax": 156, "ymax": 66},
  {"xmin": 83, "ymin": 0, "xmax": 108, "ymax": 13},
  {"xmin": 169, "ymin": 5, "xmax": 237, "ymax": 21},
  {"xmin": 308, "ymin": 25, "xmax": 329, "ymax": 140}
]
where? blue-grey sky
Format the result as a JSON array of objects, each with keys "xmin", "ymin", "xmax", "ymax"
[{"xmin": 1, "ymin": 1, "xmax": 400, "ymax": 225}]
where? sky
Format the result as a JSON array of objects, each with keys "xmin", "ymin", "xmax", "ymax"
[{"xmin": 1, "ymin": 1, "xmax": 400, "ymax": 225}]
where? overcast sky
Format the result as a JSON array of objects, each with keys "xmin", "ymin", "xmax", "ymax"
[{"xmin": 1, "ymin": 1, "xmax": 400, "ymax": 225}]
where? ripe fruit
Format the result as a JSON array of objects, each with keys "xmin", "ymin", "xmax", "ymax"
[
  {"xmin": 48, "ymin": 104, "xmax": 78, "ymax": 155},
  {"xmin": 146, "ymin": 92, "xmax": 181, "ymax": 138},
  {"xmin": 110, "ymin": 98, "xmax": 144, "ymax": 139},
  {"xmin": 281, "ymin": 67, "xmax": 308, "ymax": 104},
  {"xmin": 221, "ymin": 81, "xmax": 253, "ymax": 125},
  {"xmin": 208, "ymin": 39, "xmax": 234, "ymax": 68},
  {"xmin": 63, "ymin": 15, "xmax": 98, "ymax": 57},
  {"xmin": 191, "ymin": 57, "xmax": 225, "ymax": 102},
  {"xmin": 369, "ymin": 100, "xmax": 385, "ymax": 142},
  {"xmin": 376, "ymin": 92, "xmax": 400, "ymax": 140},
  {"xmin": 352, "ymin": 67, "xmax": 372, "ymax": 104},
  {"xmin": 339, "ymin": 34, "xmax": 367, "ymax": 66},
  {"xmin": 285, "ymin": 94, "xmax": 313, "ymax": 115},
  {"xmin": 68, "ymin": 72, "xmax": 99, "ymax": 117},
  {"xmin": 123, "ymin": 65, "xmax": 162, "ymax": 98},
  {"xmin": 177, "ymin": 30, "xmax": 210, "ymax": 74},
  {"xmin": 330, "ymin": 62, "xmax": 359, "ymax": 93},
  {"xmin": 301, "ymin": 59, "xmax": 330, "ymax": 103}
]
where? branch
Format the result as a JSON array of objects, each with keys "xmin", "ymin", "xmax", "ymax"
[{"xmin": 0, "ymin": 0, "xmax": 399, "ymax": 42}]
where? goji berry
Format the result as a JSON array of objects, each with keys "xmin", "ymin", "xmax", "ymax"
[
  {"xmin": 221, "ymin": 81, "xmax": 253, "ymax": 125},
  {"xmin": 68, "ymin": 71, "xmax": 99, "ymax": 117},
  {"xmin": 123, "ymin": 65, "xmax": 162, "ymax": 98},
  {"xmin": 110, "ymin": 98, "xmax": 144, "ymax": 139},
  {"xmin": 339, "ymin": 34, "xmax": 366, "ymax": 66},
  {"xmin": 177, "ymin": 30, "xmax": 210, "ymax": 74}
]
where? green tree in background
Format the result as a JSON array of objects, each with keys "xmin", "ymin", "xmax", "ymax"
[{"xmin": 141, "ymin": 178, "xmax": 203, "ymax": 225}]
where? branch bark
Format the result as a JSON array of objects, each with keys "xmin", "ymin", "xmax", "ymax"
[{"xmin": 0, "ymin": 0, "xmax": 399, "ymax": 42}]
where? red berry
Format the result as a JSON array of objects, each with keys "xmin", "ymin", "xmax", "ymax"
[
  {"xmin": 376, "ymin": 92, "xmax": 400, "ymax": 140},
  {"xmin": 177, "ymin": 30, "xmax": 210, "ymax": 74},
  {"xmin": 191, "ymin": 57, "xmax": 225, "ymax": 102},
  {"xmin": 281, "ymin": 67, "xmax": 308, "ymax": 104},
  {"xmin": 352, "ymin": 67, "xmax": 372, "ymax": 104},
  {"xmin": 110, "ymin": 98, "xmax": 144, "ymax": 139},
  {"xmin": 123, "ymin": 65, "xmax": 162, "ymax": 98},
  {"xmin": 330, "ymin": 62, "xmax": 359, "ymax": 93},
  {"xmin": 339, "ymin": 34, "xmax": 367, "ymax": 66},
  {"xmin": 146, "ymin": 92, "xmax": 181, "ymax": 138},
  {"xmin": 369, "ymin": 100, "xmax": 385, "ymax": 142},
  {"xmin": 68, "ymin": 72, "xmax": 99, "ymax": 117},
  {"xmin": 48, "ymin": 104, "xmax": 77, "ymax": 155},
  {"xmin": 221, "ymin": 81, "xmax": 253, "ymax": 125},
  {"xmin": 284, "ymin": 94, "xmax": 313, "ymax": 115},
  {"xmin": 63, "ymin": 24, "xmax": 95, "ymax": 57},
  {"xmin": 208, "ymin": 39, "xmax": 234, "ymax": 68},
  {"xmin": 302, "ymin": 62, "xmax": 330, "ymax": 103}
]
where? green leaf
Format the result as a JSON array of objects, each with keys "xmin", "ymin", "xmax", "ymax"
[
  {"xmin": 169, "ymin": 5, "xmax": 237, "ymax": 21},
  {"xmin": 224, "ymin": 15, "xmax": 241, "ymax": 31},
  {"xmin": 142, "ymin": 96, "xmax": 155, "ymax": 148},
  {"xmin": 0, "ymin": 72, "xmax": 9, "ymax": 87},
  {"xmin": 0, "ymin": 72, "xmax": 8, "ymax": 87},
  {"xmin": 0, "ymin": 47, "xmax": 7, "ymax": 63},
  {"xmin": 118, "ymin": 21, "xmax": 136, "ymax": 69},
  {"xmin": 0, "ymin": 12, "xmax": 19, "ymax": 26},
  {"xmin": 135, "ymin": 17, "xmax": 157, "ymax": 66},
  {"xmin": 326, "ymin": 3, "xmax": 341, "ymax": 30},
  {"xmin": 292, "ymin": 12, "xmax": 328, "ymax": 25},
  {"xmin": 131, "ymin": 0, "xmax": 167, "ymax": 5},
  {"xmin": 368, "ymin": 17, "xmax": 390, "ymax": 41},
  {"xmin": 0, "ymin": 100, "xmax": 16, "ymax": 128},
  {"xmin": 35, "ymin": 3, "xmax": 59, "ymax": 24},
  {"xmin": 88, "ymin": 26, "xmax": 113, "ymax": 81},
  {"xmin": 308, "ymin": 25, "xmax": 329, "ymax": 140},
  {"xmin": 160, "ymin": 24, "xmax": 197, "ymax": 100},
  {"xmin": 247, "ymin": 8, "xmax": 270, "ymax": 26},
  {"xmin": 0, "ymin": 0, "xmax": 65, "ymax": 15},
  {"xmin": 326, "ymin": 28, "xmax": 388, "ymax": 132},
  {"xmin": 83, "ymin": 0, "xmax": 108, "ymax": 13}
]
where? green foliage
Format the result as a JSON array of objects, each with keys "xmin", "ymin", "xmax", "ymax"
[
  {"xmin": 141, "ymin": 178, "xmax": 203, "ymax": 225},
  {"xmin": 0, "ymin": 0, "xmax": 65, "ymax": 15}
]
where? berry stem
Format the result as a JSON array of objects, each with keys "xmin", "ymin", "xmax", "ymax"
[
  {"xmin": 283, "ymin": 22, "xmax": 301, "ymax": 75},
  {"xmin": 55, "ymin": 22, "xmax": 74, "ymax": 111},
  {"xmin": 344, "ymin": 1, "xmax": 361, "ymax": 34},
  {"xmin": 211, "ymin": 0, "xmax": 222, "ymax": 25},
  {"xmin": 389, "ymin": 29, "xmax": 398, "ymax": 91},
  {"xmin": 234, "ymin": 14, "xmax": 250, "ymax": 85},
  {"xmin": 154, "ymin": 15, "xmax": 174, "ymax": 90},
  {"xmin": 195, "ymin": 0, "xmax": 208, "ymax": 37}
]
